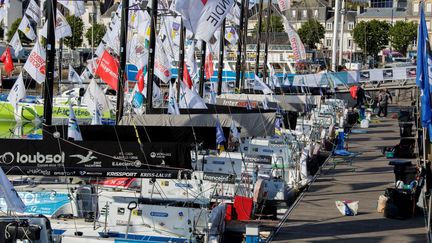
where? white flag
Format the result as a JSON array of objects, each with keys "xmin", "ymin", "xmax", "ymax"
[
  {"xmin": 225, "ymin": 27, "xmax": 239, "ymax": 45},
  {"xmin": 282, "ymin": 16, "xmax": 306, "ymax": 61},
  {"xmin": 41, "ymin": 9, "xmax": 72, "ymax": 40},
  {"xmin": 80, "ymin": 68, "xmax": 92, "ymax": 81},
  {"xmin": 262, "ymin": 95, "xmax": 269, "ymax": 110},
  {"xmin": 9, "ymin": 31, "xmax": 22, "ymax": 57},
  {"xmin": 0, "ymin": 167, "xmax": 25, "ymax": 213},
  {"xmin": 23, "ymin": 41, "xmax": 46, "ymax": 84},
  {"xmin": 158, "ymin": 16, "xmax": 181, "ymax": 62},
  {"xmin": 226, "ymin": 2, "xmax": 240, "ymax": 25},
  {"xmin": 179, "ymin": 82, "xmax": 208, "ymax": 109},
  {"xmin": 168, "ymin": 82, "xmax": 180, "ymax": 115},
  {"xmin": 230, "ymin": 120, "xmax": 240, "ymax": 140},
  {"xmin": 0, "ymin": 7, "xmax": 6, "ymax": 23},
  {"xmin": 154, "ymin": 37, "xmax": 172, "ymax": 83},
  {"xmin": 95, "ymin": 42, "xmax": 105, "ymax": 57},
  {"xmin": 254, "ymin": 74, "xmax": 273, "ymax": 95},
  {"xmin": 7, "ymin": 73, "xmax": 25, "ymax": 110},
  {"xmin": 25, "ymin": 0, "xmax": 41, "ymax": 22},
  {"xmin": 91, "ymin": 100, "xmax": 102, "ymax": 125},
  {"xmin": 82, "ymin": 79, "xmax": 112, "ymax": 115},
  {"xmin": 128, "ymin": 34, "xmax": 148, "ymax": 69},
  {"xmin": 18, "ymin": 16, "xmax": 36, "ymax": 40},
  {"xmin": 278, "ymin": 0, "xmax": 290, "ymax": 11},
  {"xmin": 58, "ymin": 0, "xmax": 86, "ymax": 16},
  {"xmin": 68, "ymin": 65, "xmax": 82, "ymax": 84},
  {"xmin": 68, "ymin": 104, "xmax": 83, "ymax": 141},
  {"xmin": 195, "ymin": 0, "xmax": 235, "ymax": 42}
]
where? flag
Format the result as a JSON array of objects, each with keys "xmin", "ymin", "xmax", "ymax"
[
  {"xmin": 154, "ymin": 37, "xmax": 172, "ymax": 83},
  {"xmin": 225, "ymin": 27, "xmax": 239, "ymax": 45},
  {"xmin": 128, "ymin": 34, "xmax": 149, "ymax": 69},
  {"xmin": 129, "ymin": 84, "xmax": 146, "ymax": 115},
  {"xmin": 282, "ymin": 16, "xmax": 306, "ymax": 61},
  {"xmin": 262, "ymin": 95, "xmax": 269, "ymax": 110},
  {"xmin": 7, "ymin": 73, "xmax": 25, "ymax": 111},
  {"xmin": 9, "ymin": 31, "xmax": 22, "ymax": 57},
  {"xmin": 229, "ymin": 120, "xmax": 240, "ymax": 141},
  {"xmin": 209, "ymin": 83, "xmax": 217, "ymax": 104},
  {"xmin": 195, "ymin": 0, "xmax": 235, "ymax": 42},
  {"xmin": 205, "ymin": 50, "xmax": 214, "ymax": 80},
  {"xmin": 23, "ymin": 41, "xmax": 46, "ymax": 84},
  {"xmin": 91, "ymin": 100, "xmax": 102, "ymax": 125},
  {"xmin": 183, "ymin": 63, "xmax": 193, "ymax": 89},
  {"xmin": 216, "ymin": 118, "xmax": 226, "ymax": 151},
  {"xmin": 416, "ymin": 2, "xmax": 432, "ymax": 141},
  {"xmin": 254, "ymin": 74, "xmax": 273, "ymax": 95},
  {"xmin": 246, "ymin": 96, "xmax": 253, "ymax": 110},
  {"xmin": 0, "ymin": 47, "xmax": 14, "ymax": 75},
  {"xmin": 82, "ymin": 79, "xmax": 112, "ymax": 115},
  {"xmin": 68, "ymin": 104, "xmax": 83, "ymax": 141},
  {"xmin": 68, "ymin": 65, "xmax": 82, "ymax": 84},
  {"xmin": 18, "ymin": 16, "xmax": 36, "ymax": 40},
  {"xmin": 278, "ymin": 0, "xmax": 290, "ymax": 11},
  {"xmin": 158, "ymin": 16, "xmax": 181, "ymax": 62},
  {"xmin": 136, "ymin": 68, "xmax": 145, "ymax": 93},
  {"xmin": 41, "ymin": 9, "xmax": 72, "ymax": 40},
  {"xmin": 95, "ymin": 50, "xmax": 119, "ymax": 90},
  {"xmin": 0, "ymin": 167, "xmax": 25, "ymax": 213},
  {"xmin": 58, "ymin": 0, "xmax": 86, "ymax": 16},
  {"xmin": 226, "ymin": 2, "xmax": 240, "ymax": 25},
  {"xmin": 168, "ymin": 81, "xmax": 180, "ymax": 115},
  {"xmin": 175, "ymin": 0, "xmax": 235, "ymax": 42},
  {"xmin": 80, "ymin": 68, "xmax": 93, "ymax": 81},
  {"xmin": 25, "ymin": 0, "xmax": 41, "ymax": 22},
  {"xmin": 179, "ymin": 82, "xmax": 208, "ymax": 109}
]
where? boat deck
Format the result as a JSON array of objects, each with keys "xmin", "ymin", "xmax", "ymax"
[{"xmin": 271, "ymin": 112, "xmax": 428, "ymax": 242}]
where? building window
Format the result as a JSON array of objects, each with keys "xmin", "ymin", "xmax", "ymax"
[
  {"xmin": 348, "ymin": 39, "xmax": 353, "ymax": 48},
  {"xmin": 427, "ymin": 3, "xmax": 432, "ymax": 12},
  {"xmin": 347, "ymin": 22, "xmax": 354, "ymax": 30},
  {"xmin": 302, "ymin": 10, "xmax": 307, "ymax": 18},
  {"xmin": 326, "ymin": 23, "xmax": 332, "ymax": 30},
  {"xmin": 291, "ymin": 10, "xmax": 296, "ymax": 18},
  {"xmin": 414, "ymin": 3, "xmax": 419, "ymax": 13},
  {"xmin": 326, "ymin": 39, "xmax": 332, "ymax": 47}
]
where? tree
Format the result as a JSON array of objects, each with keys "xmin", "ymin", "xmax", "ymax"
[
  {"xmin": 6, "ymin": 18, "xmax": 32, "ymax": 45},
  {"xmin": 389, "ymin": 21, "xmax": 417, "ymax": 55},
  {"xmin": 253, "ymin": 15, "xmax": 285, "ymax": 34},
  {"xmin": 353, "ymin": 20, "xmax": 390, "ymax": 58},
  {"xmin": 85, "ymin": 23, "xmax": 106, "ymax": 47},
  {"xmin": 64, "ymin": 15, "xmax": 84, "ymax": 50},
  {"xmin": 297, "ymin": 19, "xmax": 325, "ymax": 49}
]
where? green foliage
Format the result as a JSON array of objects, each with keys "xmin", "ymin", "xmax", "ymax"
[
  {"xmin": 352, "ymin": 20, "xmax": 390, "ymax": 57},
  {"xmin": 297, "ymin": 19, "xmax": 325, "ymax": 49},
  {"xmin": 85, "ymin": 23, "xmax": 106, "ymax": 47},
  {"xmin": 389, "ymin": 21, "xmax": 417, "ymax": 55},
  {"xmin": 64, "ymin": 15, "xmax": 84, "ymax": 50},
  {"xmin": 7, "ymin": 18, "xmax": 32, "ymax": 45},
  {"xmin": 253, "ymin": 15, "xmax": 285, "ymax": 34}
]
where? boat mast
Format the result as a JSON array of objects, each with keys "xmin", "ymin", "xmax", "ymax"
[
  {"xmin": 177, "ymin": 20, "xmax": 185, "ymax": 102},
  {"xmin": 43, "ymin": 0, "xmax": 57, "ymax": 126},
  {"xmin": 235, "ymin": 0, "xmax": 246, "ymax": 90},
  {"xmin": 263, "ymin": 2, "xmax": 271, "ymax": 85},
  {"xmin": 254, "ymin": 0, "xmax": 264, "ymax": 76},
  {"xmin": 115, "ymin": 0, "xmax": 129, "ymax": 124},
  {"xmin": 217, "ymin": 19, "xmax": 226, "ymax": 95},
  {"xmin": 145, "ymin": 0, "xmax": 158, "ymax": 113},
  {"xmin": 58, "ymin": 6, "xmax": 64, "ymax": 94},
  {"xmin": 198, "ymin": 41, "xmax": 206, "ymax": 97},
  {"xmin": 240, "ymin": 0, "xmax": 250, "ymax": 87}
]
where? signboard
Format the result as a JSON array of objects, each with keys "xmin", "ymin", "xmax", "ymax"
[{"xmin": 0, "ymin": 192, "xmax": 70, "ymax": 216}]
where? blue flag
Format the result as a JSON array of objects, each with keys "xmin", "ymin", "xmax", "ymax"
[
  {"xmin": 416, "ymin": 3, "xmax": 432, "ymax": 141},
  {"xmin": 216, "ymin": 119, "xmax": 226, "ymax": 145}
]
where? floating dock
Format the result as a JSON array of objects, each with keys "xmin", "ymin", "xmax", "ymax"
[{"xmin": 271, "ymin": 110, "xmax": 428, "ymax": 242}]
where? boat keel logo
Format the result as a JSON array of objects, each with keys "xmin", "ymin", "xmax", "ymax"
[
  {"xmin": 70, "ymin": 151, "xmax": 97, "ymax": 164},
  {"xmin": 0, "ymin": 152, "xmax": 65, "ymax": 164}
]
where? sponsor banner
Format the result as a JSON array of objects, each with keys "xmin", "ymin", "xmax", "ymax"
[
  {"xmin": 203, "ymin": 172, "xmax": 236, "ymax": 184},
  {"xmin": 0, "ymin": 136, "xmax": 191, "ymax": 178},
  {"xmin": 96, "ymin": 50, "xmax": 119, "ymax": 90},
  {"xmin": 243, "ymin": 154, "xmax": 272, "ymax": 164}
]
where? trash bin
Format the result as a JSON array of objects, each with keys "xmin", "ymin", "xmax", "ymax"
[
  {"xmin": 384, "ymin": 188, "xmax": 415, "ymax": 219},
  {"xmin": 398, "ymin": 109, "xmax": 413, "ymax": 122},
  {"xmin": 399, "ymin": 123, "xmax": 413, "ymax": 137},
  {"xmin": 388, "ymin": 160, "xmax": 417, "ymax": 184}
]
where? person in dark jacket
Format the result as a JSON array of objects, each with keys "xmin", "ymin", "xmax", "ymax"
[
  {"xmin": 377, "ymin": 89, "xmax": 390, "ymax": 117},
  {"xmin": 352, "ymin": 84, "xmax": 366, "ymax": 110}
]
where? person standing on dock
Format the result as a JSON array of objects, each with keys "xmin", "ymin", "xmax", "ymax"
[
  {"xmin": 377, "ymin": 89, "xmax": 390, "ymax": 117},
  {"xmin": 352, "ymin": 84, "xmax": 365, "ymax": 111}
]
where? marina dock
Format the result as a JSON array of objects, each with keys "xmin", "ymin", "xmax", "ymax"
[{"xmin": 271, "ymin": 109, "xmax": 428, "ymax": 242}]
